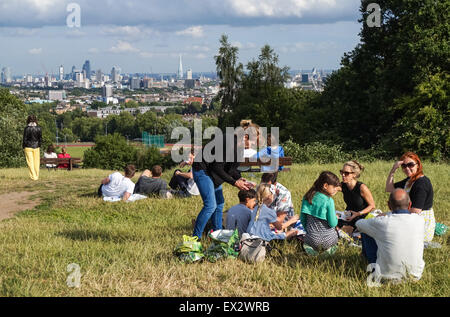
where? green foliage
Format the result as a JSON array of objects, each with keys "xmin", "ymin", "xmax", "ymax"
[
  {"xmin": 317, "ymin": 0, "xmax": 449, "ymax": 152},
  {"xmin": 393, "ymin": 73, "xmax": 450, "ymax": 161},
  {"xmin": 283, "ymin": 140, "xmax": 349, "ymax": 164},
  {"xmin": 83, "ymin": 133, "xmax": 137, "ymax": 170},
  {"xmin": 0, "ymin": 89, "xmax": 29, "ymax": 167},
  {"xmin": 215, "ymin": 34, "xmax": 244, "ymax": 127},
  {"xmin": 135, "ymin": 146, "xmax": 176, "ymax": 171}
]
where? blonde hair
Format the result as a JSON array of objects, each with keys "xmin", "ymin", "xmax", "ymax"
[
  {"xmin": 343, "ymin": 160, "xmax": 365, "ymax": 179},
  {"xmin": 254, "ymin": 183, "xmax": 273, "ymax": 222},
  {"xmin": 240, "ymin": 119, "xmax": 252, "ymax": 128}
]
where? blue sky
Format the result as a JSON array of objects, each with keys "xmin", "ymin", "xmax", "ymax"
[{"xmin": 0, "ymin": 0, "xmax": 363, "ymax": 76}]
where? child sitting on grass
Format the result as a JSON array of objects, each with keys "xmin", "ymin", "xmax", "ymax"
[
  {"xmin": 246, "ymin": 183, "xmax": 298, "ymax": 241},
  {"xmin": 300, "ymin": 171, "xmax": 341, "ymax": 256}
]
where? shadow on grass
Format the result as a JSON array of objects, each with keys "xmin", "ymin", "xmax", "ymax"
[
  {"xmin": 55, "ymin": 229, "xmax": 144, "ymax": 243},
  {"xmin": 269, "ymin": 240, "xmax": 369, "ymax": 279}
]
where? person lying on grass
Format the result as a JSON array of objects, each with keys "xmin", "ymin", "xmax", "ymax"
[
  {"xmin": 300, "ymin": 171, "xmax": 340, "ymax": 256},
  {"xmin": 99, "ymin": 164, "xmax": 136, "ymax": 202},
  {"xmin": 134, "ymin": 165, "xmax": 172, "ymax": 198},
  {"xmin": 246, "ymin": 183, "xmax": 298, "ymax": 242}
]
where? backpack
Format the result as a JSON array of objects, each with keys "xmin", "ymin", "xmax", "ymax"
[{"xmin": 238, "ymin": 233, "xmax": 270, "ymax": 263}]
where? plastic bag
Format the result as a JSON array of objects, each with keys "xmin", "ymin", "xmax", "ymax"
[
  {"xmin": 174, "ymin": 235, "xmax": 204, "ymax": 263},
  {"xmin": 435, "ymin": 223, "xmax": 448, "ymax": 236},
  {"xmin": 205, "ymin": 229, "xmax": 239, "ymax": 262}
]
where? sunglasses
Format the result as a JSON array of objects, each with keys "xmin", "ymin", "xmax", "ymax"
[
  {"xmin": 340, "ymin": 170, "xmax": 354, "ymax": 176},
  {"xmin": 401, "ymin": 162, "xmax": 417, "ymax": 169}
]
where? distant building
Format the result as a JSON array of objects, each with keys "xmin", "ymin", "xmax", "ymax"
[
  {"xmin": 177, "ymin": 55, "xmax": 183, "ymax": 79},
  {"xmin": 186, "ymin": 68, "xmax": 193, "ymax": 80},
  {"xmin": 102, "ymin": 84, "xmax": 114, "ymax": 103},
  {"xmin": 183, "ymin": 96, "xmax": 203, "ymax": 105},
  {"xmin": 130, "ymin": 77, "xmax": 141, "ymax": 90},
  {"xmin": 59, "ymin": 65, "xmax": 64, "ymax": 81},
  {"xmin": 96, "ymin": 69, "xmax": 102, "ymax": 82},
  {"xmin": 82, "ymin": 60, "xmax": 91, "ymax": 80},
  {"xmin": 48, "ymin": 90, "xmax": 66, "ymax": 101},
  {"xmin": 301, "ymin": 74, "xmax": 310, "ymax": 83},
  {"xmin": 184, "ymin": 79, "xmax": 195, "ymax": 89},
  {"xmin": 1, "ymin": 67, "xmax": 12, "ymax": 83},
  {"xmin": 142, "ymin": 77, "xmax": 153, "ymax": 88},
  {"xmin": 111, "ymin": 66, "xmax": 120, "ymax": 83}
]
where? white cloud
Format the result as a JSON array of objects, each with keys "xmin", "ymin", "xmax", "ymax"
[
  {"xmin": 186, "ymin": 45, "xmax": 211, "ymax": 52},
  {"xmin": 176, "ymin": 26, "xmax": 204, "ymax": 38},
  {"xmin": 0, "ymin": 0, "xmax": 359, "ymax": 28},
  {"xmin": 28, "ymin": 48, "xmax": 42, "ymax": 55},
  {"xmin": 108, "ymin": 40, "xmax": 140, "ymax": 54},
  {"xmin": 100, "ymin": 25, "xmax": 158, "ymax": 40},
  {"xmin": 88, "ymin": 48, "xmax": 100, "ymax": 54},
  {"xmin": 278, "ymin": 41, "xmax": 339, "ymax": 53}
]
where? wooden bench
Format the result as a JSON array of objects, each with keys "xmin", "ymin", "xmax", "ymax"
[
  {"xmin": 41, "ymin": 157, "xmax": 82, "ymax": 171},
  {"xmin": 238, "ymin": 157, "xmax": 292, "ymax": 173}
]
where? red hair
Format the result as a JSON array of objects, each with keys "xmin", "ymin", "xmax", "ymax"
[{"xmin": 400, "ymin": 152, "xmax": 424, "ymax": 184}]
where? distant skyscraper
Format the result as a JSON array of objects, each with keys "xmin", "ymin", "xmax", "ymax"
[
  {"xmin": 1, "ymin": 67, "xmax": 11, "ymax": 83},
  {"xmin": 177, "ymin": 55, "xmax": 183, "ymax": 79},
  {"xmin": 82, "ymin": 60, "xmax": 91, "ymax": 80},
  {"xmin": 186, "ymin": 68, "xmax": 193, "ymax": 80},
  {"xmin": 96, "ymin": 69, "xmax": 102, "ymax": 82},
  {"xmin": 59, "ymin": 65, "xmax": 64, "ymax": 81},
  {"xmin": 111, "ymin": 66, "xmax": 120, "ymax": 83}
]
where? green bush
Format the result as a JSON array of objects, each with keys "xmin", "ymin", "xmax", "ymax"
[
  {"xmin": 283, "ymin": 140, "xmax": 350, "ymax": 164},
  {"xmin": 0, "ymin": 89, "xmax": 29, "ymax": 167},
  {"xmin": 83, "ymin": 133, "xmax": 137, "ymax": 170},
  {"xmin": 135, "ymin": 145, "xmax": 177, "ymax": 172}
]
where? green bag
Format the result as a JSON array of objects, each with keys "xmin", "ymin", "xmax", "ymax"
[
  {"xmin": 435, "ymin": 223, "xmax": 448, "ymax": 236},
  {"xmin": 205, "ymin": 229, "xmax": 240, "ymax": 262},
  {"xmin": 174, "ymin": 235, "xmax": 205, "ymax": 263}
]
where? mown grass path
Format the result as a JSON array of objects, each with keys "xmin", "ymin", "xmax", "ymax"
[{"xmin": 0, "ymin": 163, "xmax": 448, "ymax": 296}]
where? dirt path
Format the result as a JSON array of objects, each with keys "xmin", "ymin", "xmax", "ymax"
[{"xmin": 0, "ymin": 191, "xmax": 41, "ymax": 221}]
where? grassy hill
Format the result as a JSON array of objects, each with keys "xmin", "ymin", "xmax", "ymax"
[{"xmin": 0, "ymin": 162, "xmax": 448, "ymax": 296}]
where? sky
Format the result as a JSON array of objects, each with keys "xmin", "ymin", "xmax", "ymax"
[{"xmin": 0, "ymin": 0, "xmax": 364, "ymax": 76}]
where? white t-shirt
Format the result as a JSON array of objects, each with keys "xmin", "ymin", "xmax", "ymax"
[
  {"xmin": 44, "ymin": 152, "xmax": 58, "ymax": 168},
  {"xmin": 101, "ymin": 172, "xmax": 135, "ymax": 198},
  {"xmin": 356, "ymin": 212, "xmax": 425, "ymax": 281}
]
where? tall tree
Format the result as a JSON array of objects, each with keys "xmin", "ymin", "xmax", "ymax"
[{"xmin": 214, "ymin": 34, "xmax": 243, "ymax": 128}]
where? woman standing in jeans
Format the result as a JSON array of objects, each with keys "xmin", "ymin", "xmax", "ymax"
[{"xmin": 192, "ymin": 135, "xmax": 251, "ymax": 239}]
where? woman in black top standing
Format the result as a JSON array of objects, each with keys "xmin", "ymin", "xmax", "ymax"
[
  {"xmin": 386, "ymin": 152, "xmax": 435, "ymax": 242},
  {"xmin": 339, "ymin": 160, "xmax": 376, "ymax": 228},
  {"xmin": 192, "ymin": 134, "xmax": 251, "ymax": 239},
  {"xmin": 22, "ymin": 115, "xmax": 42, "ymax": 181}
]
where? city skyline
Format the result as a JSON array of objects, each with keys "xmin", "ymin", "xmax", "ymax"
[{"xmin": 0, "ymin": 0, "xmax": 363, "ymax": 75}]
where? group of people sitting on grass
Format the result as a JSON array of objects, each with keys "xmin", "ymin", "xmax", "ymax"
[
  {"xmin": 98, "ymin": 160, "xmax": 200, "ymax": 203},
  {"xmin": 223, "ymin": 152, "xmax": 434, "ymax": 283}
]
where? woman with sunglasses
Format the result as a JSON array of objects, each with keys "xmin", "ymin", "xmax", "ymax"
[
  {"xmin": 339, "ymin": 160, "xmax": 376, "ymax": 229},
  {"xmin": 386, "ymin": 152, "xmax": 435, "ymax": 242}
]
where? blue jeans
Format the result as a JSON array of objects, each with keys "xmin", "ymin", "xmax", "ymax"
[
  {"xmin": 192, "ymin": 169, "xmax": 225, "ymax": 239},
  {"xmin": 361, "ymin": 233, "xmax": 378, "ymax": 264}
]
